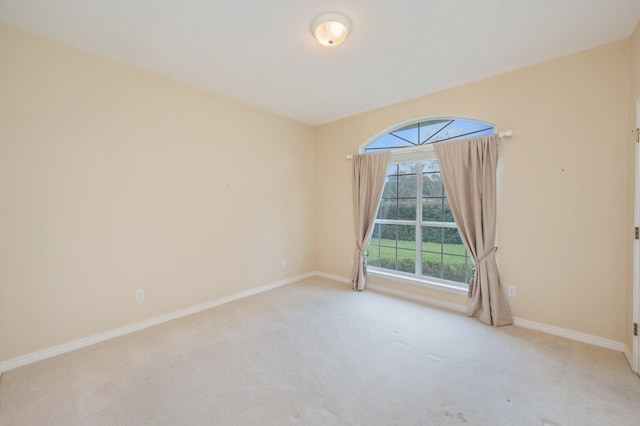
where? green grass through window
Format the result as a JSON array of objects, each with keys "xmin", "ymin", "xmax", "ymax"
[{"xmin": 367, "ymin": 237, "xmax": 473, "ymax": 283}]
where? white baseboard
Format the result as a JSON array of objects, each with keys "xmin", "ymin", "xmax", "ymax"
[
  {"xmin": 512, "ymin": 317, "xmax": 624, "ymax": 352},
  {"xmin": 1, "ymin": 271, "xmax": 627, "ymax": 372},
  {"xmin": 0, "ymin": 272, "xmax": 314, "ymax": 373},
  {"xmin": 314, "ymin": 271, "xmax": 467, "ymax": 313},
  {"xmin": 313, "ymin": 272, "xmax": 626, "ymax": 353},
  {"xmin": 367, "ymin": 283, "xmax": 467, "ymax": 314},
  {"xmin": 624, "ymin": 344, "xmax": 633, "ymax": 369},
  {"xmin": 313, "ymin": 271, "xmax": 351, "ymax": 285}
]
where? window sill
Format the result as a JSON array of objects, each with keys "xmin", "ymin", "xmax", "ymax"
[{"xmin": 367, "ymin": 268, "xmax": 469, "ymax": 296}]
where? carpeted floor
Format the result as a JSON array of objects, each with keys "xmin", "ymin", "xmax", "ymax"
[{"xmin": 1, "ymin": 276, "xmax": 639, "ymax": 425}]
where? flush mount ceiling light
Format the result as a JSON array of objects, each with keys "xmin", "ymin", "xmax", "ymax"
[{"xmin": 311, "ymin": 12, "xmax": 352, "ymax": 47}]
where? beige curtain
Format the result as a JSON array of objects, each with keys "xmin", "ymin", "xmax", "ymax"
[
  {"xmin": 351, "ymin": 151, "xmax": 391, "ymax": 291},
  {"xmin": 434, "ymin": 134, "xmax": 512, "ymax": 326}
]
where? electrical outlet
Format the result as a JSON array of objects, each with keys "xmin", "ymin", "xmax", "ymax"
[
  {"xmin": 281, "ymin": 258, "xmax": 286, "ymax": 267},
  {"xmin": 507, "ymin": 286, "xmax": 516, "ymax": 297},
  {"xmin": 135, "ymin": 289, "xmax": 144, "ymax": 301},
  {"xmin": 349, "ymin": 258, "xmax": 354, "ymax": 266}
]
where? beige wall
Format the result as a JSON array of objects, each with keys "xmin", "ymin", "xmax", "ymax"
[
  {"xmin": 316, "ymin": 41, "xmax": 631, "ymax": 342},
  {"xmin": 0, "ymin": 24, "xmax": 317, "ymax": 362},
  {"xmin": 1, "ymin": 19, "xmax": 636, "ymax": 365},
  {"xmin": 627, "ymin": 22, "xmax": 640, "ymax": 355}
]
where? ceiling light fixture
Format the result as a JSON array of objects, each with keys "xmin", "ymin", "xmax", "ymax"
[{"xmin": 311, "ymin": 12, "xmax": 352, "ymax": 47}]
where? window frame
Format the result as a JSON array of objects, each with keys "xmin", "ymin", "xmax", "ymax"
[{"xmin": 362, "ymin": 117, "xmax": 495, "ymax": 295}]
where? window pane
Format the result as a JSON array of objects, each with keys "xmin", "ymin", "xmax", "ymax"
[
  {"xmin": 443, "ymin": 254, "xmax": 467, "ymax": 282},
  {"xmin": 422, "ymin": 161, "xmax": 440, "ymax": 173},
  {"xmin": 422, "ymin": 198, "xmax": 442, "ymax": 222},
  {"xmin": 422, "ymin": 172, "xmax": 443, "ymax": 197},
  {"xmin": 391, "ymin": 123, "xmax": 419, "ymax": 145},
  {"xmin": 367, "ymin": 224, "xmax": 381, "ymax": 268},
  {"xmin": 366, "ymin": 245, "xmax": 380, "ymax": 268},
  {"xmin": 372, "ymin": 223, "xmax": 381, "ymax": 239},
  {"xmin": 419, "ymin": 120, "xmax": 453, "ymax": 144},
  {"xmin": 427, "ymin": 120, "xmax": 493, "ymax": 144},
  {"xmin": 377, "ymin": 199, "xmax": 398, "ymax": 220},
  {"xmin": 421, "ymin": 225, "xmax": 472, "ymax": 284},
  {"xmin": 422, "ymin": 251, "xmax": 443, "ymax": 279},
  {"xmin": 397, "ymin": 225, "xmax": 415, "ymax": 247},
  {"xmin": 443, "ymin": 198, "xmax": 454, "ymax": 222},
  {"xmin": 366, "ymin": 134, "xmax": 415, "ymax": 152},
  {"xmin": 365, "ymin": 118, "xmax": 494, "ymax": 151},
  {"xmin": 398, "ymin": 199, "xmax": 416, "ymax": 220},
  {"xmin": 382, "ymin": 175, "xmax": 397, "ymax": 199},
  {"xmin": 398, "ymin": 174, "xmax": 416, "ymax": 197},
  {"xmin": 397, "ymin": 248, "xmax": 415, "ymax": 273},
  {"xmin": 422, "ymin": 226, "xmax": 442, "ymax": 251},
  {"xmin": 396, "ymin": 224, "xmax": 416, "ymax": 274},
  {"xmin": 422, "ymin": 226, "xmax": 444, "ymax": 280},
  {"xmin": 379, "ymin": 224, "xmax": 398, "ymax": 246},
  {"xmin": 443, "ymin": 228, "xmax": 464, "ymax": 254},
  {"xmin": 398, "ymin": 163, "xmax": 416, "ymax": 175},
  {"xmin": 375, "ymin": 224, "xmax": 416, "ymax": 274}
]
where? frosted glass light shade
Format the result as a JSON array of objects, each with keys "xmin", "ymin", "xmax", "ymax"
[{"xmin": 312, "ymin": 12, "xmax": 352, "ymax": 47}]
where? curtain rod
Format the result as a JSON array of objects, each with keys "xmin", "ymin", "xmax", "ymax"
[{"xmin": 345, "ymin": 130, "xmax": 513, "ymax": 159}]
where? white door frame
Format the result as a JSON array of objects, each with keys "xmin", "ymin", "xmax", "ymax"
[{"xmin": 633, "ymin": 98, "xmax": 640, "ymax": 374}]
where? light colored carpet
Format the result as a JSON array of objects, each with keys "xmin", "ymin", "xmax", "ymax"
[{"xmin": 1, "ymin": 276, "xmax": 639, "ymax": 425}]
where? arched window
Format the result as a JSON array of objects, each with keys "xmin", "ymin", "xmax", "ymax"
[
  {"xmin": 364, "ymin": 117, "xmax": 494, "ymax": 290},
  {"xmin": 364, "ymin": 118, "xmax": 493, "ymax": 152}
]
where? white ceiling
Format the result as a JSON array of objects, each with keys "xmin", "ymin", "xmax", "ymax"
[{"xmin": 2, "ymin": 1, "xmax": 640, "ymax": 125}]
